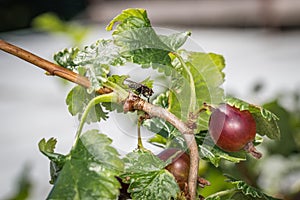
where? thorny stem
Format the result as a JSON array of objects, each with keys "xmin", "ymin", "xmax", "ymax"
[{"xmin": 0, "ymin": 40, "xmax": 199, "ymax": 200}]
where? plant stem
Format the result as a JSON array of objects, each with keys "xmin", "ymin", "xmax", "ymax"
[
  {"xmin": 73, "ymin": 92, "xmax": 118, "ymax": 147},
  {"xmin": 137, "ymin": 116, "xmax": 144, "ymax": 150}
]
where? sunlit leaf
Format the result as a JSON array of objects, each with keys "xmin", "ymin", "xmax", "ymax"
[
  {"xmin": 106, "ymin": 8, "xmax": 192, "ymax": 77},
  {"xmin": 47, "ymin": 130, "xmax": 124, "ymax": 199},
  {"xmin": 106, "ymin": 8, "xmax": 151, "ymax": 32},
  {"xmin": 159, "ymin": 31, "xmax": 191, "ymax": 51},
  {"xmin": 121, "ymin": 150, "xmax": 180, "ymax": 200},
  {"xmin": 54, "ymin": 39, "xmax": 125, "ymax": 91},
  {"xmin": 169, "ymin": 51, "xmax": 225, "ymax": 131}
]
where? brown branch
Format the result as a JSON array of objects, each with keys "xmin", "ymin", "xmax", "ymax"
[
  {"xmin": 0, "ymin": 39, "xmax": 199, "ymax": 200},
  {"xmin": 0, "ymin": 39, "xmax": 112, "ymax": 94}
]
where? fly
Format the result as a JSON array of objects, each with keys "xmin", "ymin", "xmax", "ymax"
[{"xmin": 124, "ymin": 79, "xmax": 154, "ymax": 102}]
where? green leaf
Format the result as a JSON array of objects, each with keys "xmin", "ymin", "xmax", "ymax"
[
  {"xmin": 39, "ymin": 137, "xmax": 57, "ymax": 154},
  {"xmin": 107, "ymin": 9, "xmax": 193, "ymax": 79},
  {"xmin": 207, "ymin": 53, "xmax": 225, "ymax": 78},
  {"xmin": 54, "ymin": 39, "xmax": 124, "ymax": 68},
  {"xmin": 159, "ymin": 31, "xmax": 191, "ymax": 51},
  {"xmin": 225, "ymin": 97, "xmax": 280, "ymax": 140},
  {"xmin": 112, "ymin": 27, "xmax": 173, "ymax": 74},
  {"xmin": 126, "ymin": 170, "xmax": 180, "ymax": 200},
  {"xmin": 145, "ymin": 117, "xmax": 187, "ymax": 149},
  {"xmin": 122, "ymin": 150, "xmax": 166, "ymax": 173},
  {"xmin": 144, "ymin": 112, "xmax": 187, "ymax": 149},
  {"xmin": 169, "ymin": 51, "xmax": 225, "ymax": 131},
  {"xmin": 74, "ymin": 39, "xmax": 125, "ymax": 66},
  {"xmin": 121, "ymin": 150, "xmax": 180, "ymax": 200},
  {"xmin": 106, "ymin": 8, "xmax": 151, "ymax": 32},
  {"xmin": 54, "ymin": 47, "xmax": 80, "ymax": 69},
  {"xmin": 226, "ymin": 175, "xmax": 281, "ymax": 200},
  {"xmin": 38, "ymin": 138, "xmax": 66, "ymax": 184},
  {"xmin": 66, "ymin": 85, "xmax": 108, "ymax": 123},
  {"xmin": 144, "ymin": 116, "xmax": 175, "ymax": 139},
  {"xmin": 199, "ymin": 145, "xmax": 246, "ymax": 167},
  {"xmin": 107, "ymin": 8, "xmax": 181, "ymax": 76},
  {"xmin": 54, "ymin": 39, "xmax": 124, "ymax": 91},
  {"xmin": 196, "ymin": 133, "xmax": 246, "ymax": 167},
  {"xmin": 48, "ymin": 130, "xmax": 124, "ymax": 200},
  {"xmin": 38, "ymin": 138, "xmax": 66, "ymax": 163}
]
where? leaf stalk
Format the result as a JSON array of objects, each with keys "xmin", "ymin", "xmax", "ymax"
[
  {"xmin": 73, "ymin": 92, "xmax": 118, "ymax": 147},
  {"xmin": 174, "ymin": 53, "xmax": 197, "ymax": 115}
]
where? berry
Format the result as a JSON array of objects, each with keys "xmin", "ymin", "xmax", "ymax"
[
  {"xmin": 157, "ymin": 148, "xmax": 190, "ymax": 190},
  {"xmin": 209, "ymin": 104, "xmax": 261, "ymax": 158}
]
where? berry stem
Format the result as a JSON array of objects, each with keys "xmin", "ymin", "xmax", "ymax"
[{"xmin": 244, "ymin": 142, "xmax": 262, "ymax": 159}]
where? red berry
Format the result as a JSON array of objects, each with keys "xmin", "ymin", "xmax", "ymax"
[
  {"xmin": 157, "ymin": 148, "xmax": 190, "ymax": 190},
  {"xmin": 209, "ymin": 104, "xmax": 256, "ymax": 152}
]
